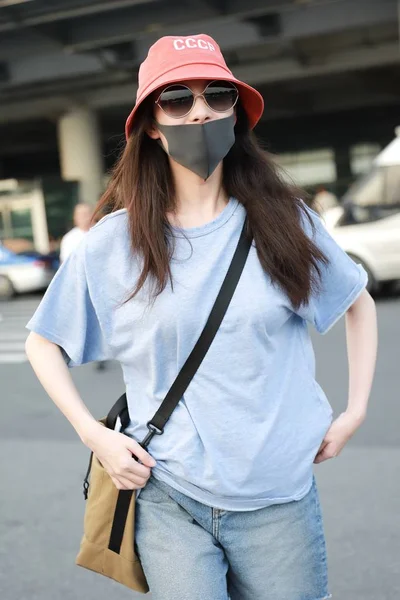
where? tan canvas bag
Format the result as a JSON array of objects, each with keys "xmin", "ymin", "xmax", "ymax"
[
  {"xmin": 76, "ymin": 405, "xmax": 149, "ymax": 592},
  {"xmin": 75, "ymin": 220, "xmax": 251, "ymax": 591}
]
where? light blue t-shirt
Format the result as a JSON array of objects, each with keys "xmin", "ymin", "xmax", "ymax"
[{"xmin": 26, "ymin": 199, "xmax": 368, "ymax": 511}]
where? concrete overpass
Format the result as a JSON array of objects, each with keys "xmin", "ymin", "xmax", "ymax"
[{"xmin": 0, "ymin": 0, "xmax": 399, "ymax": 198}]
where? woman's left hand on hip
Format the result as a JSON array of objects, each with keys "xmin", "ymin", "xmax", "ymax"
[{"xmin": 313, "ymin": 410, "xmax": 365, "ymax": 464}]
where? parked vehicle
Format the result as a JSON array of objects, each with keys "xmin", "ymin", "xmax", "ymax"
[
  {"xmin": 0, "ymin": 244, "xmax": 56, "ymax": 299},
  {"xmin": 17, "ymin": 250, "xmax": 60, "ymax": 272},
  {"xmin": 322, "ymin": 128, "xmax": 400, "ymax": 293}
]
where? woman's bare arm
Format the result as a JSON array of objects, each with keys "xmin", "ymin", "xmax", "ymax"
[
  {"xmin": 314, "ymin": 289, "xmax": 377, "ymax": 463},
  {"xmin": 345, "ymin": 288, "xmax": 378, "ymax": 420},
  {"xmin": 25, "ymin": 332, "xmax": 156, "ymax": 489}
]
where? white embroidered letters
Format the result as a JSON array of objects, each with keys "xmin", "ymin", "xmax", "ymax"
[
  {"xmin": 173, "ymin": 38, "xmax": 216, "ymax": 51},
  {"xmin": 173, "ymin": 39, "xmax": 185, "ymax": 50}
]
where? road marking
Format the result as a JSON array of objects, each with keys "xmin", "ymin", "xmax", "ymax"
[
  {"xmin": 0, "ymin": 353, "xmax": 27, "ymax": 363},
  {"xmin": 0, "ymin": 297, "xmax": 40, "ymax": 364},
  {"xmin": 0, "ymin": 314, "xmax": 33, "ymax": 320},
  {"xmin": 0, "ymin": 341, "xmax": 28, "ymax": 350},
  {"xmin": 0, "ymin": 332, "xmax": 30, "ymax": 340}
]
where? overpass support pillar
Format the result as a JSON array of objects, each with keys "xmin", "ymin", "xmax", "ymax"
[
  {"xmin": 334, "ymin": 144, "xmax": 352, "ymax": 195},
  {"xmin": 57, "ymin": 106, "xmax": 104, "ymax": 205}
]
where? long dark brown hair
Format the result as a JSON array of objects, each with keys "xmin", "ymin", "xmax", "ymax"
[{"xmin": 93, "ymin": 100, "xmax": 328, "ymax": 309}]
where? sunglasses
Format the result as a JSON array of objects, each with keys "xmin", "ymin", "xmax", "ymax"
[{"xmin": 155, "ymin": 80, "xmax": 239, "ymax": 119}]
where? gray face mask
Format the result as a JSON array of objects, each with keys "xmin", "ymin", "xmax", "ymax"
[{"xmin": 156, "ymin": 114, "xmax": 235, "ymax": 180}]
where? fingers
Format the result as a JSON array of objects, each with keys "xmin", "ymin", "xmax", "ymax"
[
  {"xmin": 93, "ymin": 429, "xmax": 156, "ymax": 489},
  {"xmin": 111, "ymin": 475, "xmax": 148, "ymax": 491},
  {"xmin": 109, "ymin": 457, "xmax": 151, "ymax": 485},
  {"xmin": 99, "ymin": 451, "xmax": 152, "ymax": 487},
  {"xmin": 314, "ymin": 443, "xmax": 339, "ymax": 464},
  {"xmin": 314, "ymin": 451, "xmax": 328, "ymax": 464},
  {"xmin": 111, "ymin": 475, "xmax": 132, "ymax": 490},
  {"xmin": 124, "ymin": 436, "xmax": 157, "ymax": 468},
  {"xmin": 110, "ymin": 467, "xmax": 151, "ymax": 490},
  {"xmin": 117, "ymin": 454, "xmax": 152, "ymax": 478}
]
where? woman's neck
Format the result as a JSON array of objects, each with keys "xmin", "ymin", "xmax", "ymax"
[{"xmin": 167, "ymin": 161, "xmax": 229, "ymax": 229}]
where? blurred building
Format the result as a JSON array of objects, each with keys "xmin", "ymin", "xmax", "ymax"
[{"xmin": 0, "ymin": 0, "xmax": 399, "ymax": 249}]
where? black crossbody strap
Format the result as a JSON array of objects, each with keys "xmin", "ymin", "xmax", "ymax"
[
  {"xmin": 106, "ymin": 217, "xmax": 252, "ymax": 447},
  {"xmin": 142, "ymin": 218, "xmax": 251, "ymax": 446},
  {"xmin": 106, "ymin": 217, "xmax": 251, "ymax": 556},
  {"xmin": 106, "ymin": 393, "xmax": 130, "ymax": 430}
]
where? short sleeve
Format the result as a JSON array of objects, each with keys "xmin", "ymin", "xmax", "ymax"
[
  {"xmin": 26, "ymin": 238, "xmax": 111, "ymax": 367},
  {"xmin": 294, "ymin": 203, "xmax": 368, "ymax": 334}
]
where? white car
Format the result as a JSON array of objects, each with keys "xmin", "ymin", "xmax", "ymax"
[
  {"xmin": 0, "ymin": 244, "xmax": 55, "ymax": 299},
  {"xmin": 321, "ymin": 204, "xmax": 400, "ymax": 293}
]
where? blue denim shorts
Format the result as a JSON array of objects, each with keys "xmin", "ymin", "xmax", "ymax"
[{"xmin": 135, "ymin": 475, "xmax": 331, "ymax": 600}]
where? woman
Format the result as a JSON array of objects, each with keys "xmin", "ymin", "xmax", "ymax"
[{"xmin": 25, "ymin": 34, "xmax": 377, "ymax": 600}]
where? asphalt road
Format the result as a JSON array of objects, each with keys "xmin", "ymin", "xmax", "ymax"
[{"xmin": 0, "ymin": 293, "xmax": 399, "ymax": 600}]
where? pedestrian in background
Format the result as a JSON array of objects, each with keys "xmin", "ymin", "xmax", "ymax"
[
  {"xmin": 313, "ymin": 185, "xmax": 339, "ymax": 215},
  {"xmin": 59, "ymin": 202, "xmax": 93, "ymax": 263},
  {"xmin": 25, "ymin": 34, "xmax": 377, "ymax": 600}
]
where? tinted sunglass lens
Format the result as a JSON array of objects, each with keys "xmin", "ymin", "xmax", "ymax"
[
  {"xmin": 205, "ymin": 82, "xmax": 238, "ymax": 112},
  {"xmin": 158, "ymin": 86, "xmax": 194, "ymax": 117}
]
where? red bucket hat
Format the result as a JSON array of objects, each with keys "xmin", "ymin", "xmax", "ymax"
[{"xmin": 125, "ymin": 34, "xmax": 264, "ymax": 139}]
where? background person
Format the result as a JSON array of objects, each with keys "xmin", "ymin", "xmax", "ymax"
[
  {"xmin": 59, "ymin": 202, "xmax": 93, "ymax": 263},
  {"xmin": 313, "ymin": 185, "xmax": 339, "ymax": 215}
]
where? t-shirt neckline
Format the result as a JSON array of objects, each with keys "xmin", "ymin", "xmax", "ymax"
[{"xmin": 168, "ymin": 197, "xmax": 239, "ymax": 239}]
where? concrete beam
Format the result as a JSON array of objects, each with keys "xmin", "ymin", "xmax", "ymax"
[
  {"xmin": 51, "ymin": 0, "xmax": 399, "ymax": 53},
  {"xmin": 63, "ymin": 2, "xmax": 216, "ymax": 53},
  {"xmin": 89, "ymin": 41, "xmax": 400, "ymax": 107},
  {"xmin": 281, "ymin": 0, "xmax": 397, "ymax": 38},
  {"xmin": 0, "ymin": 0, "xmax": 156, "ymax": 32},
  {"xmin": 1, "ymin": 0, "xmax": 395, "ymax": 89},
  {"xmin": 9, "ymin": 52, "xmax": 103, "ymax": 85},
  {"xmin": 0, "ymin": 0, "xmax": 294, "ymax": 33},
  {"xmin": 0, "ymin": 96, "xmax": 75, "ymax": 124},
  {"xmin": 1, "ymin": 40, "xmax": 398, "ymax": 125},
  {"xmin": 234, "ymin": 42, "xmax": 400, "ymax": 86}
]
